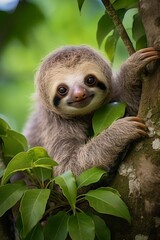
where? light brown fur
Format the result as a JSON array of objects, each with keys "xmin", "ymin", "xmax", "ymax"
[{"xmin": 24, "ymin": 46, "xmax": 160, "ymax": 176}]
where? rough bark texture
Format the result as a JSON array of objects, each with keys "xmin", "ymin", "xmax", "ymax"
[{"xmin": 108, "ymin": 1, "xmax": 160, "ymax": 239}]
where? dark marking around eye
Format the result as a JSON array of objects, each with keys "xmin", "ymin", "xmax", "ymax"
[
  {"xmin": 53, "ymin": 95, "xmax": 61, "ymax": 107},
  {"xmin": 97, "ymin": 81, "xmax": 107, "ymax": 90}
]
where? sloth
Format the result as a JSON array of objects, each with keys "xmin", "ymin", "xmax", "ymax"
[{"xmin": 24, "ymin": 46, "xmax": 160, "ymax": 176}]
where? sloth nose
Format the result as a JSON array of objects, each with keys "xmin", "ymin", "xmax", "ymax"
[{"xmin": 73, "ymin": 86, "xmax": 87, "ymax": 101}]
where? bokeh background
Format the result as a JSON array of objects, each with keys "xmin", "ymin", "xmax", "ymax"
[{"xmin": 0, "ymin": 0, "xmax": 136, "ymax": 132}]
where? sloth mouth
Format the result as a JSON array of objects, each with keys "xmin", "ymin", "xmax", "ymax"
[{"xmin": 67, "ymin": 94, "xmax": 94, "ymax": 108}]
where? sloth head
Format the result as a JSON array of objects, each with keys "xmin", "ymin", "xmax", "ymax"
[{"xmin": 35, "ymin": 45, "xmax": 112, "ymax": 117}]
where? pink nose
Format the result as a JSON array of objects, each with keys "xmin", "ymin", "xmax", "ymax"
[{"xmin": 72, "ymin": 86, "xmax": 87, "ymax": 101}]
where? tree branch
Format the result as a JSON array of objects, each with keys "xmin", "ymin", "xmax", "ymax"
[{"xmin": 101, "ymin": 0, "xmax": 135, "ymax": 55}]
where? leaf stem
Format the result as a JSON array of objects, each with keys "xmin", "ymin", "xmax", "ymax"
[
  {"xmin": 101, "ymin": 0, "xmax": 135, "ymax": 55},
  {"xmin": 44, "ymin": 203, "xmax": 69, "ymax": 216},
  {"xmin": 75, "ymin": 207, "xmax": 84, "ymax": 213},
  {"xmin": 23, "ymin": 169, "xmax": 44, "ymax": 189},
  {"xmin": 76, "ymin": 194, "xmax": 85, "ymax": 201},
  {"xmin": 45, "ymin": 178, "xmax": 55, "ymax": 189}
]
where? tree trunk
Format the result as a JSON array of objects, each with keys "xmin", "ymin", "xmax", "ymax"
[{"xmin": 108, "ymin": 1, "xmax": 160, "ymax": 239}]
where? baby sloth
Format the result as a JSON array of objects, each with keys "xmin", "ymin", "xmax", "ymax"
[{"xmin": 24, "ymin": 46, "xmax": 159, "ymax": 176}]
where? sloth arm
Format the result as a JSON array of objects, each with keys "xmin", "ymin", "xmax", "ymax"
[
  {"xmin": 53, "ymin": 116, "xmax": 147, "ymax": 176},
  {"xmin": 24, "ymin": 106, "xmax": 147, "ymax": 177},
  {"xmin": 112, "ymin": 47, "xmax": 160, "ymax": 115}
]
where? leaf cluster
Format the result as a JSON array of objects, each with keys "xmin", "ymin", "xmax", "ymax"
[
  {"xmin": 0, "ymin": 118, "xmax": 28, "ymax": 166},
  {"xmin": 77, "ymin": 0, "xmax": 147, "ymax": 62},
  {"xmin": 0, "ymin": 1, "xmax": 45, "ymax": 49},
  {"xmin": 0, "ymin": 102, "xmax": 128, "ymax": 240},
  {"xmin": 0, "ymin": 159, "xmax": 130, "ymax": 240}
]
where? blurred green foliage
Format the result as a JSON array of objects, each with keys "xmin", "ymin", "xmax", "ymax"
[
  {"xmin": 0, "ymin": 0, "xmax": 104, "ymax": 132},
  {"xmin": 0, "ymin": 0, "xmax": 137, "ymax": 132}
]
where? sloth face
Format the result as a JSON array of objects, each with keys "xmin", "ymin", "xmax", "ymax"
[
  {"xmin": 48, "ymin": 62, "xmax": 110, "ymax": 116},
  {"xmin": 36, "ymin": 46, "xmax": 112, "ymax": 117}
]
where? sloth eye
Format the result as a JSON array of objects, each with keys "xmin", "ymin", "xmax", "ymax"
[
  {"xmin": 57, "ymin": 85, "xmax": 68, "ymax": 96},
  {"xmin": 85, "ymin": 75, "xmax": 97, "ymax": 87}
]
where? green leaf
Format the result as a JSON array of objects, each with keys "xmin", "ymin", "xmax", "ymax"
[
  {"xmin": 104, "ymin": 8, "xmax": 127, "ymax": 62},
  {"xmin": 20, "ymin": 189, "xmax": 50, "ymax": 238},
  {"xmin": 0, "ymin": 3, "xmax": 44, "ymax": 47},
  {"xmin": 76, "ymin": 167, "xmax": 106, "ymax": 189},
  {"xmin": 68, "ymin": 212, "xmax": 95, "ymax": 240},
  {"xmin": 113, "ymin": 0, "xmax": 138, "ymax": 10},
  {"xmin": 34, "ymin": 157, "xmax": 58, "ymax": 168},
  {"xmin": 85, "ymin": 188, "xmax": 131, "ymax": 223},
  {"xmin": 0, "ymin": 118, "xmax": 10, "ymax": 136},
  {"xmin": 105, "ymin": 31, "xmax": 119, "ymax": 62},
  {"xmin": 132, "ymin": 13, "xmax": 147, "ymax": 50},
  {"xmin": 8, "ymin": 130, "xmax": 28, "ymax": 150},
  {"xmin": 0, "ymin": 118, "xmax": 28, "ymax": 164},
  {"xmin": 11, "ymin": 1, "xmax": 45, "ymax": 45},
  {"xmin": 44, "ymin": 211, "xmax": 69, "ymax": 240},
  {"xmin": 92, "ymin": 215, "xmax": 111, "ymax": 240},
  {"xmin": 100, "ymin": 187, "xmax": 121, "ymax": 197},
  {"xmin": 117, "ymin": 8, "xmax": 127, "ymax": 20},
  {"xmin": 0, "ymin": 182, "xmax": 27, "ymax": 217},
  {"xmin": 132, "ymin": 13, "xmax": 146, "ymax": 42},
  {"xmin": 24, "ymin": 224, "xmax": 44, "ymax": 240},
  {"xmin": 96, "ymin": 12, "xmax": 114, "ymax": 47},
  {"xmin": 136, "ymin": 35, "xmax": 147, "ymax": 50},
  {"xmin": 77, "ymin": 0, "xmax": 85, "ymax": 12},
  {"xmin": 96, "ymin": 8, "xmax": 127, "ymax": 48},
  {"xmin": 92, "ymin": 102, "xmax": 126, "ymax": 136},
  {"xmin": 2, "ymin": 152, "xmax": 31, "ymax": 184},
  {"xmin": 1, "ymin": 129, "xmax": 28, "ymax": 164},
  {"xmin": 28, "ymin": 147, "xmax": 51, "ymax": 162},
  {"xmin": 33, "ymin": 168, "xmax": 52, "ymax": 183},
  {"xmin": 54, "ymin": 171, "xmax": 77, "ymax": 213},
  {"xmin": 2, "ymin": 147, "xmax": 56, "ymax": 184}
]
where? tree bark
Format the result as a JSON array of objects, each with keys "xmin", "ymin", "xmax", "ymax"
[{"xmin": 108, "ymin": 1, "xmax": 160, "ymax": 239}]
